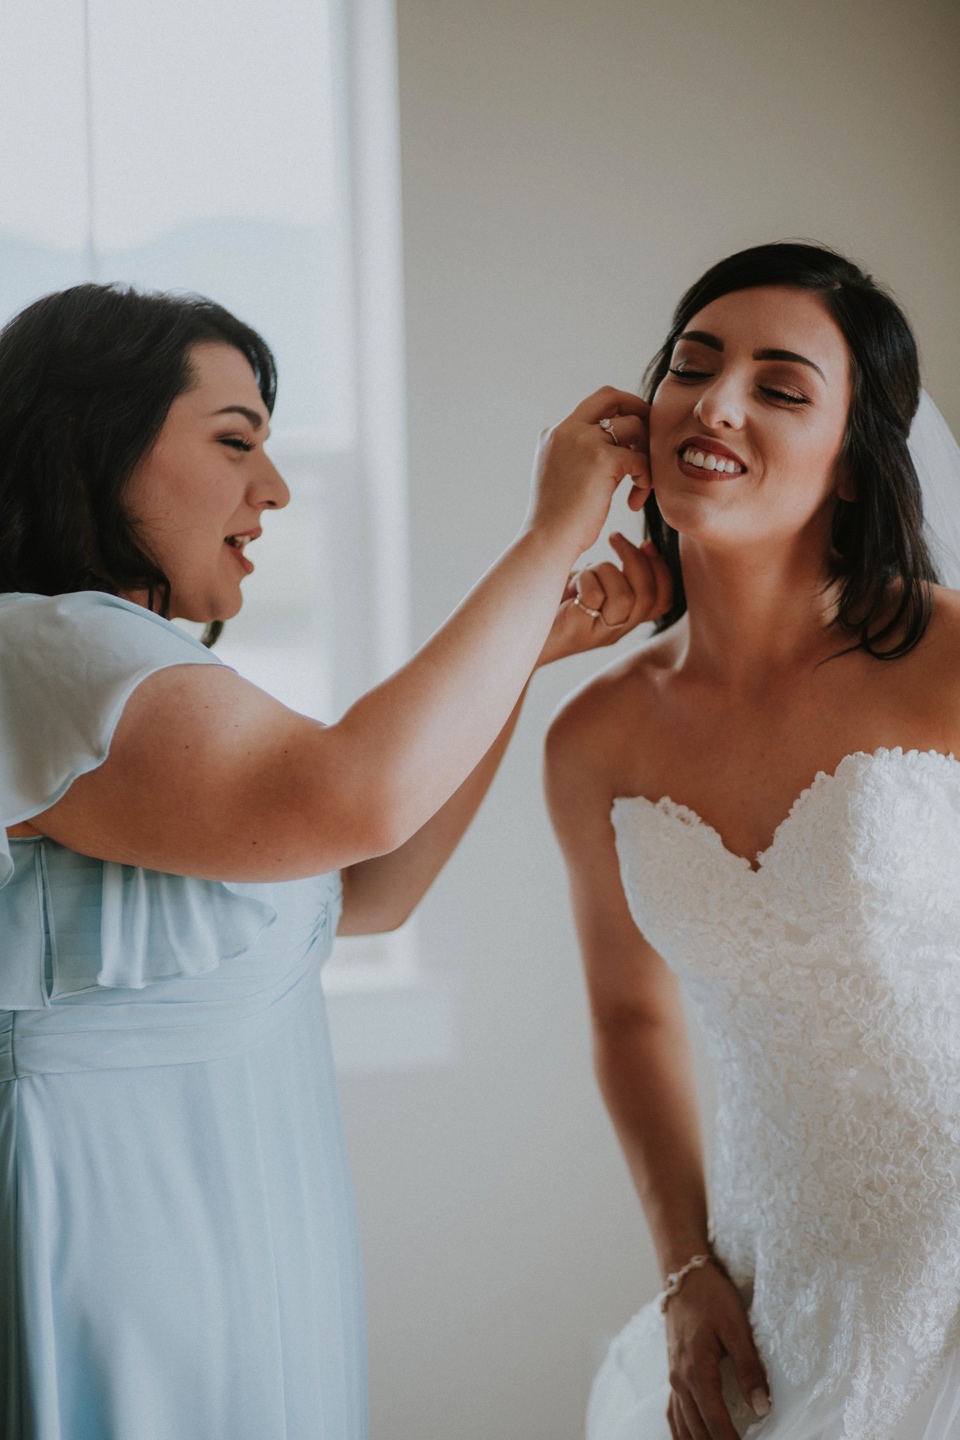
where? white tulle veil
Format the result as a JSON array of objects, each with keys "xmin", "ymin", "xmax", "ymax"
[{"xmin": 909, "ymin": 390, "xmax": 960, "ymax": 588}]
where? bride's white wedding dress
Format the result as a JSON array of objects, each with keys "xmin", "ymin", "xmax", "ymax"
[{"xmin": 589, "ymin": 748, "xmax": 960, "ymax": 1440}]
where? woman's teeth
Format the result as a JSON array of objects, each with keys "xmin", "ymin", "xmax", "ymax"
[
  {"xmin": 225, "ymin": 535, "xmax": 248, "ymax": 550},
  {"xmin": 681, "ymin": 448, "xmax": 744, "ymax": 474}
]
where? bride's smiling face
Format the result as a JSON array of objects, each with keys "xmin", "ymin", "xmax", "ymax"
[{"xmin": 648, "ymin": 285, "xmax": 853, "ymax": 553}]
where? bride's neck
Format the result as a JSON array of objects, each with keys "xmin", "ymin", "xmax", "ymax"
[{"xmin": 678, "ymin": 538, "xmax": 840, "ymax": 685}]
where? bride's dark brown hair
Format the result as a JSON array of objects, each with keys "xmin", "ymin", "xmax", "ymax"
[{"xmin": 644, "ymin": 241, "xmax": 934, "ymax": 659}]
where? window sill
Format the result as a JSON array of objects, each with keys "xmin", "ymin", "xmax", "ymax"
[{"xmin": 323, "ymin": 968, "xmax": 458, "ymax": 1075}]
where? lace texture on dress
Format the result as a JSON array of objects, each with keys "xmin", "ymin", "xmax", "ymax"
[{"xmin": 612, "ymin": 749, "xmax": 960, "ymax": 1440}]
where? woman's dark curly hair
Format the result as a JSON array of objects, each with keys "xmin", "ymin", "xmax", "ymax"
[
  {"xmin": 644, "ymin": 241, "xmax": 934, "ymax": 659},
  {"xmin": 0, "ymin": 283, "xmax": 277, "ymax": 646}
]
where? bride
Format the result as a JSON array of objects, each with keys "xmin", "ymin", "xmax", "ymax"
[{"xmin": 545, "ymin": 242, "xmax": 960, "ymax": 1440}]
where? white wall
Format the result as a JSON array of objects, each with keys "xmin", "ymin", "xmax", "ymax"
[{"xmin": 338, "ymin": 3, "xmax": 960, "ymax": 1437}]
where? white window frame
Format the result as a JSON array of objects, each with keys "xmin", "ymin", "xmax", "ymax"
[{"xmin": 281, "ymin": 0, "xmax": 456, "ymax": 1071}]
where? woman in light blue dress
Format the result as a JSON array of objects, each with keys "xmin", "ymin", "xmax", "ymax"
[{"xmin": 0, "ymin": 283, "xmax": 670, "ymax": 1438}]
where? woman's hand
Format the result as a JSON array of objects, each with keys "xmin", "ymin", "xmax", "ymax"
[
  {"xmin": 664, "ymin": 1265, "xmax": 771, "ymax": 1440},
  {"xmin": 537, "ymin": 532, "xmax": 672, "ymax": 665},
  {"xmin": 525, "ymin": 387, "xmax": 652, "ymax": 558}
]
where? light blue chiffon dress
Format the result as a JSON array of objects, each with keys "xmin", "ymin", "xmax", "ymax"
[{"xmin": 0, "ymin": 591, "xmax": 367, "ymax": 1440}]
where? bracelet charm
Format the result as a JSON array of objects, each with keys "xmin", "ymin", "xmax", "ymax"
[{"xmin": 659, "ymin": 1253, "xmax": 712, "ymax": 1314}]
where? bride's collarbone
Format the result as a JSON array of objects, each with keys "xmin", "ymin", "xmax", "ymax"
[
  {"xmin": 604, "ymin": 689, "xmax": 960, "ymax": 866},
  {"xmin": 590, "ymin": 591, "xmax": 960, "ymax": 861}
]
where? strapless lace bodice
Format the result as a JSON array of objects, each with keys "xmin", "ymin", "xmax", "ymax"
[{"xmin": 612, "ymin": 748, "xmax": 960, "ymax": 1439}]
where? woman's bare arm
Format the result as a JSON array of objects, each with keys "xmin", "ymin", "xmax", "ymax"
[
  {"xmin": 339, "ymin": 532, "xmax": 671, "ymax": 935},
  {"xmin": 339, "ymin": 692, "xmax": 526, "ymax": 933},
  {"xmin": 544, "ymin": 682, "xmax": 770, "ymax": 1440},
  {"xmin": 544, "ymin": 686, "xmax": 710, "ymax": 1270}
]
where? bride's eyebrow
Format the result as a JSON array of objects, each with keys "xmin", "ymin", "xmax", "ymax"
[
  {"xmin": 211, "ymin": 405, "xmax": 265, "ymax": 429},
  {"xmin": 754, "ymin": 348, "xmax": 826, "ymax": 381},
  {"xmin": 676, "ymin": 330, "xmax": 722, "ymax": 351},
  {"xmin": 676, "ymin": 331, "xmax": 825, "ymax": 382}
]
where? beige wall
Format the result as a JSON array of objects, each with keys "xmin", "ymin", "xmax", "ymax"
[{"xmin": 339, "ymin": 3, "xmax": 960, "ymax": 1437}]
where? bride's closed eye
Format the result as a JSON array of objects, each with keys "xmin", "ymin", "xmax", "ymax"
[
  {"xmin": 758, "ymin": 385, "xmax": 810, "ymax": 406},
  {"xmin": 667, "ymin": 365, "xmax": 712, "ymax": 381},
  {"xmin": 668, "ymin": 365, "xmax": 811, "ymax": 408}
]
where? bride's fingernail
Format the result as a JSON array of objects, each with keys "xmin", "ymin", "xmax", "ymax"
[{"xmin": 751, "ymin": 1389, "xmax": 771, "ymax": 1417}]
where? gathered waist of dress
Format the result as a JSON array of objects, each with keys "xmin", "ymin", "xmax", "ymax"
[{"xmin": 0, "ymin": 942, "xmax": 325, "ymax": 1079}]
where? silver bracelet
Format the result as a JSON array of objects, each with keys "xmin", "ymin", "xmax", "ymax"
[{"xmin": 658, "ymin": 1253, "xmax": 713, "ymax": 1314}]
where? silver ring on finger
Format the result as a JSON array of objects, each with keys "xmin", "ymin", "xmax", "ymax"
[
  {"xmin": 599, "ymin": 417, "xmax": 619, "ymax": 445},
  {"xmin": 573, "ymin": 593, "xmax": 630, "ymax": 629},
  {"xmin": 573, "ymin": 594, "xmax": 603, "ymax": 620}
]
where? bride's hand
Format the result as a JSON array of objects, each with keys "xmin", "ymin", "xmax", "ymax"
[
  {"xmin": 536, "ymin": 532, "xmax": 672, "ymax": 666},
  {"xmin": 664, "ymin": 1265, "xmax": 771, "ymax": 1440}
]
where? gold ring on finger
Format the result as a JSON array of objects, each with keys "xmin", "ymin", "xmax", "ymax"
[
  {"xmin": 599, "ymin": 417, "xmax": 619, "ymax": 446},
  {"xmin": 573, "ymin": 594, "xmax": 603, "ymax": 620}
]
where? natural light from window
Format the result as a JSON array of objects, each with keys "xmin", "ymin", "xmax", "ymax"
[{"xmin": 0, "ymin": 0, "xmax": 433, "ymax": 1041}]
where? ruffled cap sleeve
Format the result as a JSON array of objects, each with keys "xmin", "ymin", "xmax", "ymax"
[{"xmin": 0, "ymin": 591, "xmax": 223, "ymax": 886}]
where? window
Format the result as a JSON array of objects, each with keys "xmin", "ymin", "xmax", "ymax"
[{"xmin": 0, "ymin": 0, "xmax": 449, "ymax": 1064}]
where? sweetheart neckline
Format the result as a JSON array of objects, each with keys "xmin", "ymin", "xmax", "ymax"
[{"xmin": 612, "ymin": 746, "xmax": 960, "ymax": 874}]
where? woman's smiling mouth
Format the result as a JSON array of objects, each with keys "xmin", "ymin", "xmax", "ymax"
[
  {"xmin": 224, "ymin": 529, "xmax": 259, "ymax": 574},
  {"xmin": 677, "ymin": 437, "xmax": 747, "ymax": 479}
]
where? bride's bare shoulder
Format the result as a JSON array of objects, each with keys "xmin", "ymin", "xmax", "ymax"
[
  {"xmin": 872, "ymin": 586, "xmax": 960, "ymax": 746},
  {"xmin": 929, "ymin": 584, "xmax": 960, "ymax": 632},
  {"xmin": 545, "ymin": 625, "xmax": 682, "ymax": 773},
  {"xmin": 917, "ymin": 582, "xmax": 960, "ymax": 694},
  {"xmin": 914, "ymin": 585, "xmax": 960, "ymax": 679}
]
